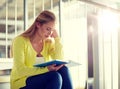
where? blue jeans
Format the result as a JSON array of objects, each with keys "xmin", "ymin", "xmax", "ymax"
[{"xmin": 20, "ymin": 66, "xmax": 73, "ymax": 89}]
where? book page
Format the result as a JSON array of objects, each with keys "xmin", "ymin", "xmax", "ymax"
[{"xmin": 66, "ymin": 60, "xmax": 81, "ymax": 67}]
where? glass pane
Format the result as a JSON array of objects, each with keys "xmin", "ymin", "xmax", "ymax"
[
  {"xmin": 8, "ymin": 0, "xmax": 15, "ymax": 58},
  {"xmin": 52, "ymin": 0, "xmax": 60, "ymax": 34},
  {"xmin": 35, "ymin": 0, "xmax": 43, "ymax": 16},
  {"xmin": 16, "ymin": 0, "xmax": 24, "ymax": 35},
  {"xmin": 0, "ymin": 0, "xmax": 6, "ymax": 58},
  {"xmin": 44, "ymin": 0, "xmax": 51, "ymax": 10},
  {"xmin": 0, "ymin": 0, "xmax": 24, "ymax": 58},
  {"xmin": 61, "ymin": 0, "xmax": 87, "ymax": 88},
  {"xmin": 86, "ymin": 2, "xmax": 119, "ymax": 89}
]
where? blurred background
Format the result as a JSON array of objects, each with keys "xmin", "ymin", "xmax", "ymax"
[{"xmin": 0, "ymin": 0, "xmax": 120, "ymax": 89}]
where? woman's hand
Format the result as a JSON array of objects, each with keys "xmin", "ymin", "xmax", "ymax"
[
  {"xmin": 47, "ymin": 64, "xmax": 64, "ymax": 71},
  {"xmin": 51, "ymin": 29, "xmax": 59, "ymax": 38}
]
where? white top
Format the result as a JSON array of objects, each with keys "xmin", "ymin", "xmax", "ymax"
[{"xmin": 35, "ymin": 57, "xmax": 45, "ymax": 65}]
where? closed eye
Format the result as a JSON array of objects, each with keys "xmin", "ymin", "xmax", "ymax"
[{"xmin": 47, "ymin": 27, "xmax": 51, "ymax": 31}]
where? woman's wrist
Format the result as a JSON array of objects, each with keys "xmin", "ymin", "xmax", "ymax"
[{"xmin": 52, "ymin": 29, "xmax": 59, "ymax": 38}]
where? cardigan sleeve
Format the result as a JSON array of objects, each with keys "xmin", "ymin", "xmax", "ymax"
[
  {"xmin": 49, "ymin": 37, "xmax": 64, "ymax": 60},
  {"xmin": 12, "ymin": 36, "xmax": 49, "ymax": 78}
]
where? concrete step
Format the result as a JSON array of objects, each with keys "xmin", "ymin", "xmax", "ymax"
[
  {"xmin": 0, "ymin": 75, "xmax": 10, "ymax": 83},
  {"xmin": 0, "ymin": 75, "xmax": 10, "ymax": 89},
  {"xmin": 0, "ymin": 83, "xmax": 10, "ymax": 89}
]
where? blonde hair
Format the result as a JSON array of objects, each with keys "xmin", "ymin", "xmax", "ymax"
[{"xmin": 21, "ymin": 10, "xmax": 56, "ymax": 38}]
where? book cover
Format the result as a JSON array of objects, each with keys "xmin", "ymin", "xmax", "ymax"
[
  {"xmin": 34, "ymin": 60, "xmax": 68, "ymax": 67},
  {"xmin": 34, "ymin": 60, "xmax": 81, "ymax": 67}
]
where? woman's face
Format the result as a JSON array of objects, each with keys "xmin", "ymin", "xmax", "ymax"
[{"xmin": 37, "ymin": 21, "xmax": 55, "ymax": 40}]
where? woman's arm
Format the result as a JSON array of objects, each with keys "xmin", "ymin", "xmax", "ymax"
[
  {"xmin": 49, "ymin": 30, "xmax": 64, "ymax": 59},
  {"xmin": 12, "ymin": 36, "xmax": 49, "ymax": 78}
]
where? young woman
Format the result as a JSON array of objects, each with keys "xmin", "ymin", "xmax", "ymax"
[{"xmin": 10, "ymin": 10, "xmax": 73, "ymax": 89}]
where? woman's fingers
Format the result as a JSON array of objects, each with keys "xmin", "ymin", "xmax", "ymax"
[{"xmin": 47, "ymin": 64, "xmax": 64, "ymax": 71}]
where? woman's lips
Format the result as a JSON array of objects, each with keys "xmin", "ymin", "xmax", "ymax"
[{"xmin": 45, "ymin": 35, "xmax": 49, "ymax": 38}]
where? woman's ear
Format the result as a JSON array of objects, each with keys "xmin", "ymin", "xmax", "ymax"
[{"xmin": 36, "ymin": 21, "xmax": 41, "ymax": 28}]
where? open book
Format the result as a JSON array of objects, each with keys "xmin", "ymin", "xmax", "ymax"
[{"xmin": 34, "ymin": 59, "xmax": 81, "ymax": 67}]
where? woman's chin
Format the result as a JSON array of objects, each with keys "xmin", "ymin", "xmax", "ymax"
[{"xmin": 45, "ymin": 38, "xmax": 52, "ymax": 43}]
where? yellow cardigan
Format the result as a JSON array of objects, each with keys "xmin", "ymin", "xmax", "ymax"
[{"xmin": 10, "ymin": 36, "xmax": 63, "ymax": 89}]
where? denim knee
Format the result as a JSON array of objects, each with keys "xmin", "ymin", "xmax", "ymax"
[
  {"xmin": 50, "ymin": 71, "xmax": 63, "ymax": 85},
  {"xmin": 59, "ymin": 66, "xmax": 69, "ymax": 72}
]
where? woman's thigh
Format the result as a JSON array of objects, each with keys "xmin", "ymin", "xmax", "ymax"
[{"xmin": 21, "ymin": 71, "xmax": 62, "ymax": 89}]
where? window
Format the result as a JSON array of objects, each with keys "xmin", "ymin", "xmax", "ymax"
[{"xmin": 0, "ymin": 0, "xmax": 24, "ymax": 58}]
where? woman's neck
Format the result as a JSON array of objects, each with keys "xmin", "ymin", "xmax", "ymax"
[
  {"xmin": 30, "ymin": 33, "xmax": 43, "ymax": 44},
  {"xmin": 30, "ymin": 34, "xmax": 44, "ymax": 56}
]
